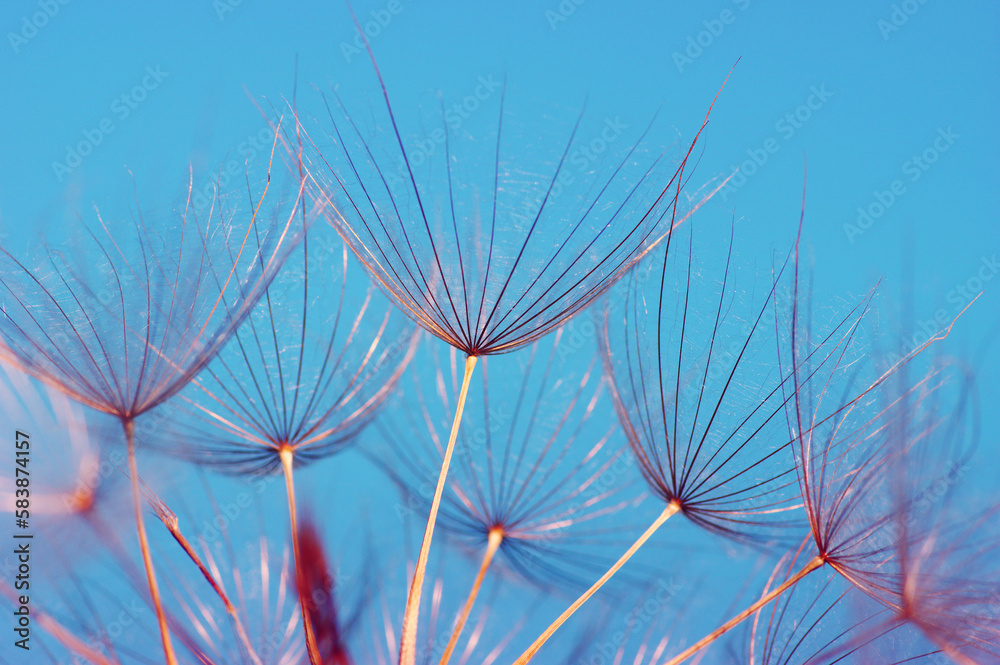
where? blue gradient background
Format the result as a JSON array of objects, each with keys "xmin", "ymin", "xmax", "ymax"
[{"xmin": 1, "ymin": 0, "xmax": 997, "ymax": 661}]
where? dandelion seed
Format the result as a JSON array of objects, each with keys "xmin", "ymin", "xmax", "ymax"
[
  {"xmin": 741, "ymin": 559, "xmax": 942, "ymax": 665},
  {"xmin": 514, "ymin": 206, "xmax": 850, "ymax": 661},
  {"xmin": 0, "ymin": 146, "xmax": 310, "ymax": 664},
  {"xmin": 660, "ymin": 224, "xmax": 987, "ymax": 664},
  {"xmin": 373, "ymin": 332, "xmax": 645, "ymax": 664},
  {"xmin": 294, "ymin": 27, "xmax": 733, "ymax": 658},
  {"xmin": 154, "ymin": 220, "xmax": 413, "ymax": 663}
]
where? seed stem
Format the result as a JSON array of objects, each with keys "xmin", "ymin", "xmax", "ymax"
[
  {"xmin": 281, "ymin": 446, "xmax": 322, "ymax": 665},
  {"xmin": 162, "ymin": 520, "xmax": 262, "ymax": 665},
  {"xmin": 124, "ymin": 419, "xmax": 178, "ymax": 665},
  {"xmin": 663, "ymin": 555, "xmax": 825, "ymax": 665},
  {"xmin": 400, "ymin": 354, "xmax": 479, "ymax": 665},
  {"xmin": 438, "ymin": 527, "xmax": 504, "ymax": 665},
  {"xmin": 33, "ymin": 601, "xmax": 116, "ymax": 665},
  {"xmin": 514, "ymin": 501, "xmax": 681, "ymax": 665}
]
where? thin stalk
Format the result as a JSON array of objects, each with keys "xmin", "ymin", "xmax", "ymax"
[
  {"xmin": 35, "ymin": 605, "xmax": 117, "ymax": 665},
  {"xmin": 124, "ymin": 419, "xmax": 178, "ymax": 665},
  {"xmin": 438, "ymin": 527, "xmax": 504, "ymax": 665},
  {"xmin": 663, "ymin": 555, "xmax": 826, "ymax": 665},
  {"xmin": 927, "ymin": 633, "xmax": 980, "ymax": 665},
  {"xmin": 400, "ymin": 354, "xmax": 479, "ymax": 665},
  {"xmin": 163, "ymin": 521, "xmax": 262, "ymax": 665},
  {"xmin": 280, "ymin": 446, "xmax": 322, "ymax": 665},
  {"xmin": 514, "ymin": 501, "xmax": 682, "ymax": 665}
]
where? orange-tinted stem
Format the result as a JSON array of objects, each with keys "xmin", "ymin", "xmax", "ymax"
[
  {"xmin": 125, "ymin": 419, "xmax": 178, "ymax": 665},
  {"xmin": 438, "ymin": 527, "xmax": 504, "ymax": 665},
  {"xmin": 514, "ymin": 501, "xmax": 681, "ymax": 665},
  {"xmin": 163, "ymin": 520, "xmax": 262, "ymax": 665},
  {"xmin": 281, "ymin": 447, "xmax": 321, "ymax": 665},
  {"xmin": 400, "ymin": 354, "xmax": 478, "ymax": 665},
  {"xmin": 663, "ymin": 555, "xmax": 825, "ymax": 665}
]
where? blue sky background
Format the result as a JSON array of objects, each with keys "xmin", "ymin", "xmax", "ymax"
[
  {"xmin": 1, "ymin": 1, "xmax": 998, "ymax": 662},
  {"xmin": 2, "ymin": 0, "xmax": 997, "ymax": 354}
]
